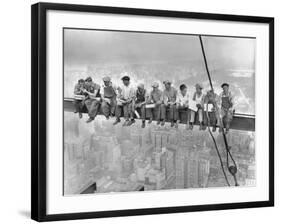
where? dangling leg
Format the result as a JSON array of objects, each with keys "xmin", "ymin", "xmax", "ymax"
[
  {"xmin": 113, "ymin": 104, "xmax": 122, "ymax": 125},
  {"xmin": 198, "ymin": 109, "xmax": 203, "ymax": 130},
  {"xmin": 189, "ymin": 110, "xmax": 195, "ymax": 130},
  {"xmin": 140, "ymin": 104, "xmax": 146, "ymax": 128},
  {"xmin": 101, "ymin": 101, "xmax": 110, "ymax": 119},
  {"xmin": 160, "ymin": 104, "xmax": 166, "ymax": 126},
  {"xmin": 174, "ymin": 105, "xmax": 180, "ymax": 129}
]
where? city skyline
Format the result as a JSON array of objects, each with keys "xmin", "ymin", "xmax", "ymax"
[{"xmin": 64, "ymin": 113, "xmax": 255, "ymax": 195}]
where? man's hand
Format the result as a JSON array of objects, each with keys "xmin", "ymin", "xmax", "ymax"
[
  {"xmin": 103, "ymin": 98, "xmax": 111, "ymax": 104},
  {"xmin": 155, "ymin": 101, "xmax": 161, "ymax": 105}
]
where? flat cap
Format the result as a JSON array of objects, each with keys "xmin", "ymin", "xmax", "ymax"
[
  {"xmin": 137, "ymin": 83, "xmax": 144, "ymax": 89},
  {"xmin": 121, "ymin": 76, "xmax": 130, "ymax": 81},
  {"xmin": 103, "ymin": 76, "xmax": 111, "ymax": 82},
  {"xmin": 152, "ymin": 82, "xmax": 159, "ymax": 88},
  {"xmin": 221, "ymin": 83, "xmax": 229, "ymax": 88},
  {"xmin": 195, "ymin": 83, "xmax": 203, "ymax": 89},
  {"xmin": 85, "ymin": 76, "xmax": 92, "ymax": 82},
  {"xmin": 163, "ymin": 80, "xmax": 171, "ymax": 85},
  {"xmin": 78, "ymin": 79, "xmax": 85, "ymax": 83}
]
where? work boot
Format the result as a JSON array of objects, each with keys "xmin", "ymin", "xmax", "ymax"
[
  {"xmin": 175, "ymin": 121, "xmax": 179, "ymax": 129},
  {"xmin": 225, "ymin": 124, "xmax": 230, "ymax": 134},
  {"xmin": 105, "ymin": 116, "xmax": 110, "ymax": 120},
  {"xmin": 201, "ymin": 123, "xmax": 207, "ymax": 130},
  {"xmin": 113, "ymin": 118, "xmax": 121, "ymax": 125},
  {"xmin": 161, "ymin": 120, "xmax": 165, "ymax": 126},
  {"xmin": 157, "ymin": 120, "xmax": 161, "ymax": 125},
  {"xmin": 86, "ymin": 117, "xmax": 94, "ymax": 123},
  {"xmin": 126, "ymin": 119, "xmax": 135, "ymax": 126},
  {"xmin": 79, "ymin": 113, "xmax": 83, "ymax": 119},
  {"xmin": 122, "ymin": 120, "xmax": 129, "ymax": 126},
  {"xmin": 141, "ymin": 120, "xmax": 145, "ymax": 128},
  {"xmin": 189, "ymin": 123, "xmax": 194, "ymax": 130},
  {"xmin": 212, "ymin": 126, "xmax": 216, "ymax": 132},
  {"xmin": 148, "ymin": 118, "xmax": 153, "ymax": 124}
]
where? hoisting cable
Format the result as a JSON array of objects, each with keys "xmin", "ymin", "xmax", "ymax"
[
  {"xmin": 206, "ymin": 104, "xmax": 230, "ymax": 186},
  {"xmin": 199, "ymin": 35, "xmax": 239, "ymax": 187}
]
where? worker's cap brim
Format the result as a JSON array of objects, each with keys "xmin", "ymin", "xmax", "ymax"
[
  {"xmin": 152, "ymin": 82, "xmax": 159, "ymax": 87},
  {"xmin": 195, "ymin": 84, "xmax": 203, "ymax": 89},
  {"xmin": 85, "ymin": 77, "xmax": 92, "ymax": 82},
  {"xmin": 163, "ymin": 80, "xmax": 171, "ymax": 84},
  {"xmin": 103, "ymin": 77, "xmax": 111, "ymax": 82},
  {"xmin": 121, "ymin": 76, "xmax": 130, "ymax": 81},
  {"xmin": 221, "ymin": 83, "xmax": 229, "ymax": 88}
]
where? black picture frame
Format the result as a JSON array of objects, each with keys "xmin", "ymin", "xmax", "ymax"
[{"xmin": 31, "ymin": 2, "xmax": 274, "ymax": 222}]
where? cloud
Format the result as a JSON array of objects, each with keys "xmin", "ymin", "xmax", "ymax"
[{"xmin": 228, "ymin": 69, "xmax": 254, "ymax": 78}]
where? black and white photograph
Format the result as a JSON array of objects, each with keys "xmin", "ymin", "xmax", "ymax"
[
  {"xmin": 29, "ymin": 2, "xmax": 274, "ymax": 222},
  {"xmin": 63, "ymin": 28, "xmax": 256, "ymax": 195}
]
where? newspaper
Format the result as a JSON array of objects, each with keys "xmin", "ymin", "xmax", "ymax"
[
  {"xmin": 189, "ymin": 100, "xmax": 198, "ymax": 112},
  {"xmin": 145, "ymin": 104, "xmax": 155, "ymax": 109},
  {"xmin": 204, "ymin": 103, "xmax": 214, "ymax": 112}
]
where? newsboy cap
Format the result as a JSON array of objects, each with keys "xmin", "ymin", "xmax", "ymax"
[
  {"xmin": 85, "ymin": 76, "xmax": 92, "ymax": 82},
  {"xmin": 103, "ymin": 76, "xmax": 111, "ymax": 82},
  {"xmin": 121, "ymin": 76, "xmax": 130, "ymax": 81},
  {"xmin": 137, "ymin": 83, "xmax": 144, "ymax": 89},
  {"xmin": 195, "ymin": 83, "xmax": 203, "ymax": 89},
  {"xmin": 221, "ymin": 83, "xmax": 229, "ymax": 88},
  {"xmin": 163, "ymin": 80, "xmax": 171, "ymax": 85},
  {"xmin": 152, "ymin": 82, "xmax": 159, "ymax": 88}
]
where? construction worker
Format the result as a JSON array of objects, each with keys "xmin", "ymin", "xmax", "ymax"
[
  {"xmin": 100, "ymin": 76, "xmax": 117, "ymax": 119},
  {"xmin": 147, "ymin": 82, "xmax": 164, "ymax": 125},
  {"xmin": 113, "ymin": 76, "xmax": 136, "ymax": 126},
  {"xmin": 73, "ymin": 79, "xmax": 86, "ymax": 119},
  {"xmin": 176, "ymin": 84, "xmax": 189, "ymax": 129},
  {"xmin": 189, "ymin": 83, "xmax": 204, "ymax": 130},
  {"xmin": 204, "ymin": 90, "xmax": 220, "ymax": 132},
  {"xmin": 219, "ymin": 83, "xmax": 235, "ymax": 134},
  {"xmin": 134, "ymin": 83, "xmax": 149, "ymax": 128},
  {"xmin": 162, "ymin": 80, "xmax": 178, "ymax": 127},
  {"xmin": 83, "ymin": 76, "xmax": 101, "ymax": 123}
]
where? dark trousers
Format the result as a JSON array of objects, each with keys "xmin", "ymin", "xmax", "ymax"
[
  {"xmin": 73, "ymin": 100, "xmax": 84, "ymax": 113},
  {"xmin": 101, "ymin": 98, "xmax": 116, "ymax": 117},
  {"xmin": 134, "ymin": 103, "xmax": 147, "ymax": 120},
  {"xmin": 156, "ymin": 104, "xmax": 166, "ymax": 121},
  {"xmin": 221, "ymin": 108, "xmax": 233, "ymax": 129},
  {"xmin": 161, "ymin": 104, "xmax": 178, "ymax": 121},
  {"xmin": 177, "ymin": 106, "xmax": 188, "ymax": 123},
  {"xmin": 203, "ymin": 111, "xmax": 217, "ymax": 127},
  {"xmin": 84, "ymin": 99, "xmax": 100, "ymax": 119},
  {"xmin": 116, "ymin": 102, "xmax": 134, "ymax": 120}
]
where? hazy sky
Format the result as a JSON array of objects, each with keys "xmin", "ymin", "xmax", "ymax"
[
  {"xmin": 64, "ymin": 29, "xmax": 256, "ymax": 114},
  {"xmin": 64, "ymin": 29, "xmax": 255, "ymax": 69}
]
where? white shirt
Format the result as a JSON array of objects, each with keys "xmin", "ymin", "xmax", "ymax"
[
  {"xmin": 100, "ymin": 82, "xmax": 117, "ymax": 96},
  {"xmin": 118, "ymin": 84, "xmax": 135, "ymax": 100},
  {"xmin": 193, "ymin": 92, "xmax": 204, "ymax": 104},
  {"xmin": 176, "ymin": 92, "xmax": 189, "ymax": 106}
]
